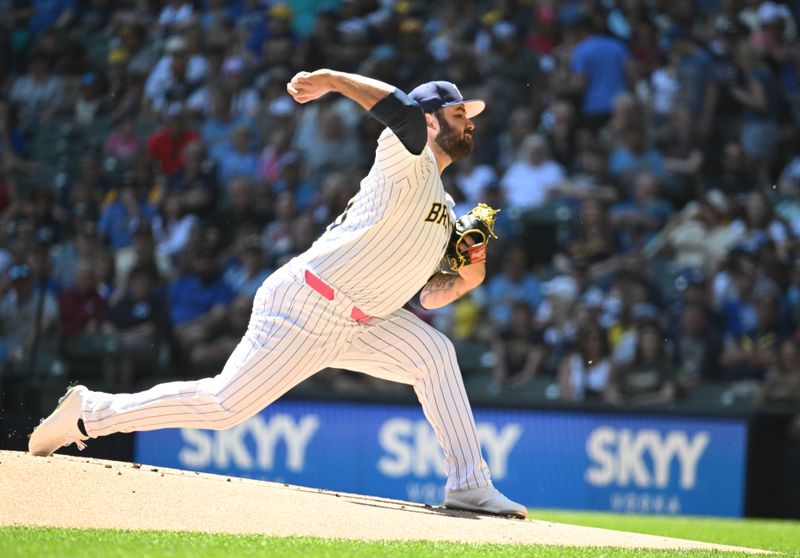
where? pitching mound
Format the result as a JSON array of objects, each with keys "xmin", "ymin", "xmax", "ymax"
[{"xmin": 0, "ymin": 450, "xmax": 766, "ymax": 552}]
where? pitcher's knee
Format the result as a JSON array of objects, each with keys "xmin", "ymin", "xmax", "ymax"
[
  {"xmin": 416, "ymin": 332, "xmax": 459, "ymax": 379},
  {"xmin": 207, "ymin": 405, "xmax": 243, "ymax": 430},
  {"xmin": 198, "ymin": 391, "xmax": 249, "ymax": 430},
  {"xmin": 433, "ymin": 331, "xmax": 458, "ymax": 362}
]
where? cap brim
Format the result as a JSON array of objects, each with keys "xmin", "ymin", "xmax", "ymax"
[{"xmin": 441, "ymin": 99, "xmax": 486, "ymax": 118}]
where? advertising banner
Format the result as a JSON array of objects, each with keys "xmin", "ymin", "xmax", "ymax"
[{"xmin": 136, "ymin": 400, "xmax": 747, "ymax": 516}]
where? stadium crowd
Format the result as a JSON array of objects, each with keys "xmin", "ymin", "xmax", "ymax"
[{"xmin": 0, "ymin": 0, "xmax": 799, "ymax": 414}]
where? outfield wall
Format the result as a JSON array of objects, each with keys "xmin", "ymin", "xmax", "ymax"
[{"xmin": 135, "ymin": 400, "xmax": 748, "ymax": 517}]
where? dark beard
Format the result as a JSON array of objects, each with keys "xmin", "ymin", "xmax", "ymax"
[{"xmin": 434, "ymin": 114, "xmax": 473, "ymax": 161}]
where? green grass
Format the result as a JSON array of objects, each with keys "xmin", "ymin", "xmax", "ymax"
[
  {"xmin": 1, "ymin": 511, "xmax": 799, "ymax": 558},
  {"xmin": 529, "ymin": 510, "xmax": 800, "ymax": 555}
]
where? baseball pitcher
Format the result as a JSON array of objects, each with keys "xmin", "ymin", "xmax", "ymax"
[{"xmin": 29, "ymin": 69, "xmax": 527, "ymax": 518}]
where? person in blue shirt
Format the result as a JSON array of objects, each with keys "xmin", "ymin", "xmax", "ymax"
[
  {"xmin": 569, "ymin": 16, "xmax": 633, "ymax": 130},
  {"xmin": 210, "ymin": 124, "xmax": 259, "ymax": 184},
  {"xmin": 222, "ymin": 235, "xmax": 272, "ymax": 298},
  {"xmin": 485, "ymin": 244, "xmax": 542, "ymax": 326},
  {"xmin": 29, "ymin": 0, "xmax": 75, "ymax": 35},
  {"xmin": 97, "ymin": 178, "xmax": 158, "ymax": 250},
  {"xmin": 610, "ymin": 170, "xmax": 673, "ymax": 252},
  {"xmin": 169, "ymin": 244, "xmax": 234, "ymax": 359}
]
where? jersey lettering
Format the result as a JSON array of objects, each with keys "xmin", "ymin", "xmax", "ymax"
[
  {"xmin": 425, "ymin": 202, "xmax": 452, "ymax": 229},
  {"xmin": 425, "ymin": 203, "xmax": 443, "ymax": 223}
]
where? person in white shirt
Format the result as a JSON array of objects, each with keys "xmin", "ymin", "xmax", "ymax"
[{"xmin": 500, "ymin": 133, "xmax": 565, "ymax": 211}]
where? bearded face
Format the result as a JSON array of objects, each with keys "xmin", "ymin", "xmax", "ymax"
[{"xmin": 434, "ymin": 109, "xmax": 473, "ymax": 161}]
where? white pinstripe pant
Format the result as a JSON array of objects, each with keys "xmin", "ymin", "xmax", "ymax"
[{"xmin": 81, "ymin": 264, "xmax": 492, "ymax": 492}]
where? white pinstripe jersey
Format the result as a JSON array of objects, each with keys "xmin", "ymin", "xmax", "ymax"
[{"xmin": 296, "ymin": 127, "xmax": 455, "ymax": 317}]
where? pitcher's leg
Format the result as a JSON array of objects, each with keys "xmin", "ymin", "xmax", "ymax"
[
  {"xmin": 330, "ymin": 309, "xmax": 491, "ymax": 492},
  {"xmin": 82, "ymin": 330, "xmax": 326, "ymax": 436},
  {"xmin": 81, "ymin": 276, "xmax": 353, "ymax": 438}
]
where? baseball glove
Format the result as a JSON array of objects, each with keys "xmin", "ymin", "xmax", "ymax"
[{"xmin": 445, "ymin": 203, "xmax": 500, "ymax": 271}]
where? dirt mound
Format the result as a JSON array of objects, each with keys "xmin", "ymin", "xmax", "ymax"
[{"xmin": 0, "ymin": 450, "xmax": 767, "ymax": 552}]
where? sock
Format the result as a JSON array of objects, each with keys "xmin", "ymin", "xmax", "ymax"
[{"xmin": 77, "ymin": 418, "xmax": 88, "ymax": 437}]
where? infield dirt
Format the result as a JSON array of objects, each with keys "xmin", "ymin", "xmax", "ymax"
[{"xmin": 0, "ymin": 450, "xmax": 769, "ymax": 552}]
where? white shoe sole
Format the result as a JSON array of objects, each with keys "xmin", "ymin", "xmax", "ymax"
[{"xmin": 28, "ymin": 385, "xmax": 88, "ymax": 457}]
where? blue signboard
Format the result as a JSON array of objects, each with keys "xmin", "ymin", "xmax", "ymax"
[{"xmin": 135, "ymin": 401, "xmax": 747, "ymax": 516}]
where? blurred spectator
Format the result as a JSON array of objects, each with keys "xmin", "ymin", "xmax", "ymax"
[
  {"xmin": 8, "ymin": 52, "xmax": 65, "ymax": 132},
  {"xmin": 598, "ymin": 93, "xmax": 640, "ymax": 153},
  {"xmin": 108, "ymin": 66, "xmax": 147, "ymax": 125},
  {"xmin": 114, "ymin": 219, "xmax": 174, "ymax": 299},
  {"xmin": 669, "ymin": 26, "xmax": 712, "ymax": 122},
  {"xmin": 199, "ymin": 90, "xmax": 244, "ymax": 151},
  {"xmin": 29, "ymin": 0, "xmax": 76, "ymax": 36},
  {"xmin": 262, "ymin": 190, "xmax": 295, "ymax": 264},
  {"xmin": 658, "ymin": 106, "xmax": 705, "ymax": 199},
  {"xmin": 484, "ymin": 20, "xmax": 541, "ymax": 125},
  {"xmin": 274, "ymin": 211, "xmax": 317, "ymax": 268},
  {"xmin": 51, "ymin": 220, "xmax": 101, "ymax": 292},
  {"xmin": 604, "ymin": 269, "xmax": 654, "ymax": 361},
  {"xmin": 703, "ymin": 17, "xmax": 743, "ymax": 152},
  {"xmin": 707, "ymin": 141, "xmax": 756, "ymax": 196},
  {"xmin": 144, "ymin": 35, "xmax": 208, "ymax": 113},
  {"xmin": 732, "ymin": 190, "xmax": 793, "ymax": 259},
  {"xmin": 500, "ymin": 133, "xmax": 565, "ymax": 211},
  {"xmin": 490, "ymin": 301, "xmax": 545, "ymax": 389},
  {"xmin": 535, "ymin": 274, "xmax": 581, "ymax": 373},
  {"xmin": 608, "ymin": 124, "xmax": 666, "ymax": 183},
  {"xmin": 301, "ymin": 108, "xmax": 362, "ymax": 184},
  {"xmin": 97, "ymin": 177, "xmax": 158, "ymax": 250},
  {"xmin": 220, "ymin": 56, "xmax": 260, "ymax": 120},
  {"xmin": 155, "ymin": 190, "xmax": 198, "ymax": 259},
  {"xmin": 215, "ymin": 176, "xmax": 267, "ymax": 249},
  {"xmin": 561, "ymin": 198, "xmax": 618, "ymax": 272},
  {"xmin": 186, "ymin": 293, "xmax": 252, "ymax": 374},
  {"xmin": 610, "ymin": 171, "xmax": 673, "ymax": 252},
  {"xmin": 166, "ymin": 140, "xmax": 218, "ymax": 218},
  {"xmin": 721, "ymin": 279, "xmax": 785, "ymax": 381},
  {"xmin": 673, "ymin": 301, "xmax": 723, "ymax": 395},
  {"xmin": 157, "ymin": 1, "xmax": 193, "ymax": 31},
  {"xmin": 57, "ymin": 258, "xmax": 110, "ymax": 358},
  {"xmin": 556, "ymin": 321, "xmax": 613, "ymax": 402},
  {"xmin": 73, "ymin": 72, "xmax": 109, "ymax": 126},
  {"xmin": 103, "ymin": 265, "xmax": 171, "ymax": 387},
  {"xmin": 568, "ymin": 16, "xmax": 632, "ymax": 130},
  {"xmin": 646, "ymin": 189, "xmax": 742, "ymax": 274},
  {"xmin": 0, "ymin": 262, "xmax": 59, "ymax": 371},
  {"xmin": 732, "ymin": 42, "xmax": 782, "ymax": 184},
  {"xmin": 104, "ymin": 117, "xmax": 142, "ymax": 164},
  {"xmin": 146, "ymin": 103, "xmax": 200, "ymax": 175},
  {"xmin": 210, "ymin": 124, "xmax": 259, "ymax": 184},
  {"xmin": 496, "ymin": 107, "xmax": 536, "ymax": 170},
  {"xmin": 608, "ymin": 320, "xmax": 677, "ymax": 407},
  {"xmin": 0, "ymin": 100, "xmax": 33, "ymax": 176},
  {"xmin": 453, "ymin": 158, "xmax": 498, "ymax": 209},
  {"xmin": 648, "ymin": 50, "xmax": 681, "ymax": 128},
  {"xmin": 222, "ymin": 234, "xmax": 271, "ymax": 298},
  {"xmin": 541, "ymin": 100, "xmax": 578, "ymax": 171},
  {"xmin": 168, "ymin": 244, "xmax": 234, "ymax": 359},
  {"xmin": 756, "ymin": 338, "xmax": 800, "ymax": 405},
  {"xmin": 485, "ymin": 245, "xmax": 541, "ymax": 326}
]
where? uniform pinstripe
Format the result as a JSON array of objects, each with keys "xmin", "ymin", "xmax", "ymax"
[{"xmin": 78, "ymin": 127, "xmax": 492, "ymax": 493}]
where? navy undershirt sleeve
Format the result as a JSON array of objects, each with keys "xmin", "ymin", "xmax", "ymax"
[{"xmin": 369, "ymin": 89, "xmax": 427, "ymax": 155}]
